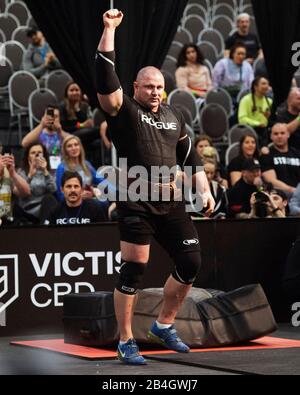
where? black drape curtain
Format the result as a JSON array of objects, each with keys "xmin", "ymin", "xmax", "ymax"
[
  {"xmin": 252, "ymin": 0, "xmax": 300, "ymax": 108},
  {"xmin": 24, "ymin": 0, "xmax": 188, "ymax": 107}
]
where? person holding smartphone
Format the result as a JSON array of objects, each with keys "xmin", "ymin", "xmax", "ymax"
[
  {"xmin": 0, "ymin": 153, "xmax": 31, "ymax": 226},
  {"xmin": 15, "ymin": 144, "xmax": 57, "ymax": 224},
  {"xmin": 22, "ymin": 106, "xmax": 70, "ymax": 173}
]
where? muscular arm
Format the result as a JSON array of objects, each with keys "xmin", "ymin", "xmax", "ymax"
[
  {"xmin": 262, "ymin": 169, "xmax": 295, "ymax": 193},
  {"xmin": 96, "ymin": 10, "xmax": 124, "ymax": 116}
]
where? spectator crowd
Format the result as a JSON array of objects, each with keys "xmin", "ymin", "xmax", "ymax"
[{"xmin": 2, "ymin": 5, "xmax": 300, "ymax": 227}]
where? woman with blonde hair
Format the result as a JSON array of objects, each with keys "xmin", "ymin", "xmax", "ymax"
[{"xmin": 56, "ymin": 135, "xmax": 106, "ymax": 202}]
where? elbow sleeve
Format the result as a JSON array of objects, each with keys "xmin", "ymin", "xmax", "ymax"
[
  {"xmin": 177, "ymin": 136, "xmax": 203, "ymax": 175},
  {"xmin": 95, "ymin": 50, "xmax": 122, "ymax": 95}
]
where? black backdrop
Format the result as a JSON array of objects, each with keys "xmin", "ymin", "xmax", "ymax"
[
  {"xmin": 252, "ymin": 0, "xmax": 300, "ymax": 108},
  {"xmin": 24, "ymin": 0, "xmax": 188, "ymax": 107}
]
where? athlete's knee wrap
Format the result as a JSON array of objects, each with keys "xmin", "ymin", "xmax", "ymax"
[
  {"xmin": 95, "ymin": 50, "xmax": 121, "ymax": 95},
  {"xmin": 172, "ymin": 250, "xmax": 202, "ymax": 285},
  {"xmin": 116, "ymin": 261, "xmax": 146, "ymax": 295}
]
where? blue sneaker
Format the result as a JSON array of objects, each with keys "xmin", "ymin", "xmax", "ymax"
[
  {"xmin": 117, "ymin": 339, "xmax": 147, "ymax": 365},
  {"xmin": 148, "ymin": 322, "xmax": 190, "ymax": 353}
]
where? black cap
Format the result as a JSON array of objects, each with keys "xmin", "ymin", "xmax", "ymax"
[
  {"xmin": 271, "ymin": 189, "xmax": 288, "ymax": 201},
  {"xmin": 242, "ymin": 158, "xmax": 261, "ymax": 171}
]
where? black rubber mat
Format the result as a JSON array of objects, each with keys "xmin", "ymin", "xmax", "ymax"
[{"xmin": 147, "ymin": 348, "xmax": 300, "ymax": 375}]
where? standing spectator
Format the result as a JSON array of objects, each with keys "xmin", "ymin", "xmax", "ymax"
[
  {"xmin": 55, "ymin": 135, "xmax": 108, "ymax": 202},
  {"xmin": 48, "ymin": 172, "xmax": 107, "ymax": 225},
  {"xmin": 23, "ymin": 29, "xmax": 61, "ymax": 79},
  {"xmin": 238, "ymin": 76, "xmax": 272, "ymax": 146},
  {"xmin": 175, "ymin": 44, "xmax": 212, "ymax": 100},
  {"xmin": 14, "ymin": 144, "xmax": 57, "ymax": 224},
  {"xmin": 260, "ymin": 123, "xmax": 300, "ymax": 197},
  {"xmin": 277, "ymin": 88, "xmax": 300, "ymax": 151},
  {"xmin": 227, "ymin": 158, "xmax": 263, "ymax": 218},
  {"xmin": 225, "ymin": 13, "xmax": 261, "ymax": 65},
  {"xmin": 213, "ymin": 43, "xmax": 254, "ymax": 101},
  {"xmin": 0, "ymin": 154, "xmax": 31, "ymax": 226},
  {"xmin": 22, "ymin": 106, "xmax": 69, "ymax": 172},
  {"xmin": 59, "ymin": 82, "xmax": 99, "ymax": 144},
  {"xmin": 228, "ymin": 134, "xmax": 260, "ymax": 186}
]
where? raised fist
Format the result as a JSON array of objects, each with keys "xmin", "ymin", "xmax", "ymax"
[{"xmin": 103, "ymin": 9, "xmax": 124, "ymax": 29}]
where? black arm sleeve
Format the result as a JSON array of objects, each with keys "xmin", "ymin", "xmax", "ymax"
[
  {"xmin": 95, "ymin": 50, "xmax": 122, "ymax": 95},
  {"xmin": 177, "ymin": 136, "xmax": 203, "ymax": 175}
]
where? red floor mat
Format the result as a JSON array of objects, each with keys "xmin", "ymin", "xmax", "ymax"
[{"xmin": 10, "ymin": 337, "xmax": 300, "ymax": 361}]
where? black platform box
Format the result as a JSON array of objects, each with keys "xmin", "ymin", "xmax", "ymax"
[{"xmin": 63, "ymin": 292, "xmax": 118, "ymax": 346}]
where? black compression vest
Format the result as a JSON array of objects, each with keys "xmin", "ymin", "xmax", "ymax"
[{"xmin": 106, "ymin": 95, "xmax": 186, "ymax": 173}]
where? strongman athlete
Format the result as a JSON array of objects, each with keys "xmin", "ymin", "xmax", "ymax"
[{"xmin": 96, "ymin": 9, "xmax": 215, "ymax": 365}]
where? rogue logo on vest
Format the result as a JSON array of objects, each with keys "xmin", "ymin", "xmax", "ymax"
[{"xmin": 141, "ymin": 114, "xmax": 177, "ymax": 131}]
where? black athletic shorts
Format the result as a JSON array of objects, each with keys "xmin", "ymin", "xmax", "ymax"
[{"xmin": 117, "ymin": 201, "xmax": 201, "ymax": 256}]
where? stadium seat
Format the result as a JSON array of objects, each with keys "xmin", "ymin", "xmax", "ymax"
[
  {"xmin": 168, "ymin": 89, "xmax": 198, "ymax": 125},
  {"xmin": 197, "ymin": 41, "xmax": 218, "ymax": 66},
  {"xmin": 225, "ymin": 142, "xmax": 240, "ymax": 166},
  {"xmin": 198, "ymin": 28, "xmax": 224, "ymax": 57},
  {"xmin": 0, "ymin": 27, "xmax": 5, "ymax": 42},
  {"xmin": 3, "ymin": 40, "xmax": 25, "ymax": 71},
  {"xmin": 200, "ymin": 103, "xmax": 229, "ymax": 142},
  {"xmin": 212, "ymin": 3, "xmax": 236, "ymax": 21},
  {"xmin": 205, "ymin": 88, "xmax": 233, "ymax": 116},
  {"xmin": 211, "ymin": 15, "xmax": 234, "ymax": 40},
  {"xmin": 12, "ymin": 26, "xmax": 30, "ymax": 48},
  {"xmin": 173, "ymin": 27, "xmax": 193, "ymax": 45},
  {"xmin": 6, "ymin": 1, "xmax": 30, "ymax": 26},
  {"xmin": 28, "ymin": 88, "xmax": 58, "ymax": 130},
  {"xmin": 0, "ymin": 13, "xmax": 19, "ymax": 40},
  {"xmin": 45, "ymin": 69, "xmax": 72, "ymax": 103},
  {"xmin": 0, "ymin": 56, "xmax": 13, "ymax": 95},
  {"xmin": 161, "ymin": 55, "xmax": 177, "ymax": 77},
  {"xmin": 161, "ymin": 70, "xmax": 177, "ymax": 95},
  {"xmin": 182, "ymin": 15, "xmax": 207, "ymax": 43},
  {"xmin": 228, "ymin": 124, "xmax": 258, "ymax": 146},
  {"xmin": 183, "ymin": 4, "xmax": 209, "ymax": 24},
  {"xmin": 168, "ymin": 41, "xmax": 183, "ymax": 60},
  {"xmin": 8, "ymin": 70, "xmax": 39, "ymax": 143}
]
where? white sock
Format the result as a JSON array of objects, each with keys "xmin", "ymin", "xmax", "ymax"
[
  {"xmin": 156, "ymin": 321, "xmax": 172, "ymax": 330},
  {"xmin": 119, "ymin": 339, "xmax": 131, "ymax": 346}
]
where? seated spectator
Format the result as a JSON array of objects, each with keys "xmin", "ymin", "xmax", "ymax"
[
  {"xmin": 23, "ymin": 29, "xmax": 61, "ymax": 79},
  {"xmin": 260, "ymin": 123, "xmax": 300, "ymax": 197},
  {"xmin": 225, "ymin": 13, "xmax": 261, "ymax": 65},
  {"xmin": 56, "ymin": 135, "xmax": 108, "ymax": 202},
  {"xmin": 194, "ymin": 136, "xmax": 228, "ymax": 189},
  {"xmin": 228, "ymin": 133, "xmax": 260, "ymax": 186},
  {"xmin": 175, "ymin": 44, "xmax": 212, "ymax": 100},
  {"xmin": 227, "ymin": 158, "xmax": 263, "ymax": 218},
  {"xmin": 14, "ymin": 144, "xmax": 57, "ymax": 224},
  {"xmin": 0, "ymin": 154, "xmax": 31, "ymax": 226},
  {"xmin": 248, "ymin": 188, "xmax": 288, "ymax": 219},
  {"xmin": 59, "ymin": 82, "xmax": 99, "ymax": 144},
  {"xmin": 48, "ymin": 172, "xmax": 107, "ymax": 225},
  {"xmin": 238, "ymin": 77, "xmax": 272, "ymax": 146},
  {"xmin": 22, "ymin": 106, "xmax": 69, "ymax": 172},
  {"xmin": 277, "ymin": 88, "xmax": 300, "ymax": 151},
  {"xmin": 213, "ymin": 43, "xmax": 254, "ymax": 101}
]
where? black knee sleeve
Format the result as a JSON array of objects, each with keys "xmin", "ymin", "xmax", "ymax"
[
  {"xmin": 172, "ymin": 250, "xmax": 201, "ymax": 285},
  {"xmin": 95, "ymin": 50, "xmax": 122, "ymax": 95},
  {"xmin": 116, "ymin": 261, "xmax": 146, "ymax": 295}
]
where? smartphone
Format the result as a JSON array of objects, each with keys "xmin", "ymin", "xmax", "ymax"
[{"xmin": 46, "ymin": 107, "xmax": 55, "ymax": 117}]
